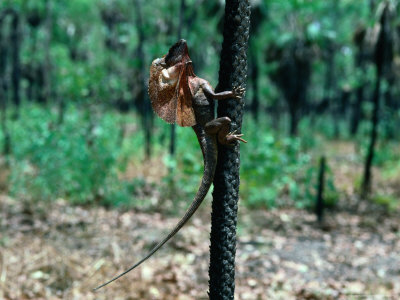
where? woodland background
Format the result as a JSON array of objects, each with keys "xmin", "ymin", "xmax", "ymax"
[{"xmin": 0, "ymin": 0, "xmax": 399, "ymax": 299}]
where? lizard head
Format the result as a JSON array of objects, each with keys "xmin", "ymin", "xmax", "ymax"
[
  {"xmin": 148, "ymin": 39, "xmax": 196, "ymax": 127},
  {"xmin": 165, "ymin": 39, "xmax": 192, "ymax": 68}
]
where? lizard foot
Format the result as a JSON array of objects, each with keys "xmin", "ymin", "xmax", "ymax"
[
  {"xmin": 232, "ymin": 86, "xmax": 245, "ymax": 100},
  {"xmin": 226, "ymin": 130, "xmax": 247, "ymax": 144}
]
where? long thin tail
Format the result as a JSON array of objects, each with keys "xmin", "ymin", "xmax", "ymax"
[{"xmin": 94, "ymin": 138, "xmax": 216, "ymax": 290}]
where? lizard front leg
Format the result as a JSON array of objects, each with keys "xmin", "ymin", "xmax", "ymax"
[
  {"xmin": 202, "ymin": 82, "xmax": 245, "ymax": 100},
  {"xmin": 205, "ymin": 117, "xmax": 247, "ymax": 145}
]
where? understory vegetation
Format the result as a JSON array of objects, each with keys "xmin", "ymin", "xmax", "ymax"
[{"xmin": 1, "ymin": 103, "xmax": 399, "ymax": 212}]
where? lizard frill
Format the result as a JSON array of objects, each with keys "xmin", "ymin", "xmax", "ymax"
[{"xmin": 148, "ymin": 50, "xmax": 196, "ymax": 127}]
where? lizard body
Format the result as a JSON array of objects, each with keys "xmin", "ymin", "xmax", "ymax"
[{"xmin": 94, "ymin": 40, "xmax": 245, "ymax": 290}]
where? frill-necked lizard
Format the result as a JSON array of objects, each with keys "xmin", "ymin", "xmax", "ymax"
[{"xmin": 94, "ymin": 39, "xmax": 246, "ymax": 290}]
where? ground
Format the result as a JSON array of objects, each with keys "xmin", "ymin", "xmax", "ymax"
[
  {"xmin": 0, "ymin": 194, "xmax": 399, "ymax": 300},
  {"xmin": 0, "ymin": 141, "xmax": 399, "ymax": 299}
]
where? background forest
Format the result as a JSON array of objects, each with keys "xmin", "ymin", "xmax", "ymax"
[{"xmin": 0, "ymin": 0, "xmax": 399, "ymax": 299}]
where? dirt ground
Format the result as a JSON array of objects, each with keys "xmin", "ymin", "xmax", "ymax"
[
  {"xmin": 1, "ymin": 141, "xmax": 399, "ymax": 299},
  {"xmin": 0, "ymin": 193, "xmax": 399, "ymax": 300}
]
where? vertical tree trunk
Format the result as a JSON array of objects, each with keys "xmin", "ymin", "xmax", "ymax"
[
  {"xmin": 316, "ymin": 156, "xmax": 326, "ymax": 223},
  {"xmin": 249, "ymin": 47, "xmax": 259, "ymax": 122},
  {"xmin": 362, "ymin": 4, "xmax": 391, "ymax": 197},
  {"xmin": 57, "ymin": 96, "xmax": 65, "ymax": 124},
  {"xmin": 10, "ymin": 12, "xmax": 21, "ymax": 117},
  {"xmin": 383, "ymin": 81, "xmax": 395, "ymax": 139},
  {"xmin": 134, "ymin": 0, "xmax": 152, "ymax": 159},
  {"xmin": 169, "ymin": 0, "xmax": 186, "ymax": 157},
  {"xmin": 209, "ymin": 1, "xmax": 250, "ymax": 299},
  {"xmin": 362, "ymin": 70, "xmax": 380, "ymax": 196},
  {"xmin": 43, "ymin": 0, "xmax": 52, "ymax": 104},
  {"xmin": 350, "ymin": 84, "xmax": 364, "ymax": 135},
  {"xmin": 0, "ymin": 17, "xmax": 10, "ymax": 155},
  {"xmin": 289, "ymin": 102, "xmax": 298, "ymax": 136}
]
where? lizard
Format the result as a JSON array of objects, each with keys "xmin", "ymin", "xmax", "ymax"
[{"xmin": 94, "ymin": 39, "xmax": 246, "ymax": 290}]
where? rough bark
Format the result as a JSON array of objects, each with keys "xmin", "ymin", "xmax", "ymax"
[{"xmin": 208, "ymin": 1, "xmax": 250, "ymax": 299}]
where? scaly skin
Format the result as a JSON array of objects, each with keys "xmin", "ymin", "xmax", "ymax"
[{"xmin": 94, "ymin": 40, "xmax": 246, "ymax": 291}]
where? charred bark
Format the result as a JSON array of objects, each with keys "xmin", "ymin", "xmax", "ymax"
[
  {"xmin": 266, "ymin": 39, "xmax": 313, "ymax": 136},
  {"xmin": 0, "ymin": 16, "xmax": 10, "ymax": 155},
  {"xmin": 134, "ymin": 0, "xmax": 152, "ymax": 159},
  {"xmin": 316, "ymin": 156, "xmax": 326, "ymax": 224},
  {"xmin": 169, "ymin": 0, "xmax": 187, "ymax": 157},
  {"xmin": 362, "ymin": 4, "xmax": 393, "ymax": 196},
  {"xmin": 10, "ymin": 11, "xmax": 21, "ymax": 115}
]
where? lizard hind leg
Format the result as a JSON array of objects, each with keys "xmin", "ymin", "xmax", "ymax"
[{"xmin": 205, "ymin": 117, "xmax": 247, "ymax": 145}]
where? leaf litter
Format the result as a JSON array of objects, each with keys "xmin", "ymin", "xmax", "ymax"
[{"xmin": 0, "ymin": 193, "xmax": 399, "ymax": 299}]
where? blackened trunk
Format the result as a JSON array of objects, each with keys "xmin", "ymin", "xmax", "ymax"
[
  {"xmin": 57, "ymin": 97, "xmax": 65, "ymax": 124},
  {"xmin": 383, "ymin": 83, "xmax": 395, "ymax": 139},
  {"xmin": 249, "ymin": 47, "xmax": 259, "ymax": 122},
  {"xmin": 350, "ymin": 84, "xmax": 364, "ymax": 135},
  {"xmin": 0, "ymin": 18, "xmax": 10, "ymax": 155},
  {"xmin": 362, "ymin": 73, "xmax": 380, "ymax": 196},
  {"xmin": 134, "ymin": 0, "xmax": 152, "ymax": 159},
  {"xmin": 10, "ymin": 13, "xmax": 20, "ymax": 114},
  {"xmin": 316, "ymin": 156, "xmax": 326, "ymax": 223},
  {"xmin": 289, "ymin": 102, "xmax": 298, "ymax": 136},
  {"xmin": 209, "ymin": 1, "xmax": 250, "ymax": 298},
  {"xmin": 362, "ymin": 3, "xmax": 391, "ymax": 196},
  {"xmin": 43, "ymin": 0, "xmax": 52, "ymax": 104},
  {"xmin": 169, "ymin": 0, "xmax": 186, "ymax": 157}
]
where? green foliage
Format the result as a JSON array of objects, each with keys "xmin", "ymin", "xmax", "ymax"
[
  {"xmin": 149, "ymin": 117, "xmax": 339, "ymax": 210},
  {"xmin": 0, "ymin": 0, "xmax": 398, "ymax": 212},
  {"xmin": 7, "ymin": 104, "xmax": 141, "ymax": 206},
  {"xmin": 238, "ymin": 119, "xmax": 338, "ymax": 209},
  {"xmin": 371, "ymin": 194, "xmax": 399, "ymax": 212}
]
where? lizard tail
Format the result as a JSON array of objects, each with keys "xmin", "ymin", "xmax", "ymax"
[{"xmin": 94, "ymin": 133, "xmax": 217, "ymax": 291}]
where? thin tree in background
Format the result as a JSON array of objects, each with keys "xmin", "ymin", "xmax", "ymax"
[
  {"xmin": 266, "ymin": 39, "xmax": 313, "ymax": 136},
  {"xmin": 134, "ymin": 0, "xmax": 152, "ymax": 159},
  {"xmin": 169, "ymin": 0, "xmax": 186, "ymax": 157},
  {"xmin": 0, "ymin": 9, "xmax": 20, "ymax": 154},
  {"xmin": 43, "ymin": 0, "xmax": 52, "ymax": 105},
  {"xmin": 350, "ymin": 25, "xmax": 368, "ymax": 136},
  {"xmin": 362, "ymin": 3, "xmax": 393, "ymax": 196},
  {"xmin": 316, "ymin": 156, "xmax": 326, "ymax": 224},
  {"xmin": 0, "ymin": 14, "xmax": 10, "ymax": 155},
  {"xmin": 10, "ymin": 10, "xmax": 21, "ymax": 118},
  {"xmin": 26, "ymin": 7, "xmax": 45, "ymax": 104},
  {"xmin": 248, "ymin": 3, "xmax": 266, "ymax": 123}
]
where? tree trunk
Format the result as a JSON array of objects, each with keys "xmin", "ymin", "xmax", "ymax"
[
  {"xmin": 289, "ymin": 102, "xmax": 298, "ymax": 136},
  {"xmin": 350, "ymin": 84, "xmax": 364, "ymax": 135},
  {"xmin": 362, "ymin": 3, "xmax": 391, "ymax": 197},
  {"xmin": 249, "ymin": 46, "xmax": 259, "ymax": 122},
  {"xmin": 134, "ymin": 0, "xmax": 152, "ymax": 159},
  {"xmin": 362, "ymin": 68, "xmax": 380, "ymax": 196},
  {"xmin": 43, "ymin": 0, "xmax": 52, "ymax": 104},
  {"xmin": 0, "ymin": 17, "xmax": 10, "ymax": 155},
  {"xmin": 10, "ymin": 12, "xmax": 21, "ymax": 116},
  {"xmin": 169, "ymin": 0, "xmax": 186, "ymax": 157},
  {"xmin": 316, "ymin": 156, "xmax": 326, "ymax": 223},
  {"xmin": 209, "ymin": 1, "xmax": 250, "ymax": 299}
]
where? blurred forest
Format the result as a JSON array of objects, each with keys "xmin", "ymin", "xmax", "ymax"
[{"xmin": 0, "ymin": 0, "xmax": 399, "ymax": 299}]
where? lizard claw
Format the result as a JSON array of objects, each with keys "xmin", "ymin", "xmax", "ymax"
[
  {"xmin": 226, "ymin": 131, "xmax": 247, "ymax": 144},
  {"xmin": 232, "ymin": 86, "xmax": 245, "ymax": 100},
  {"xmin": 228, "ymin": 130, "xmax": 237, "ymax": 135}
]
